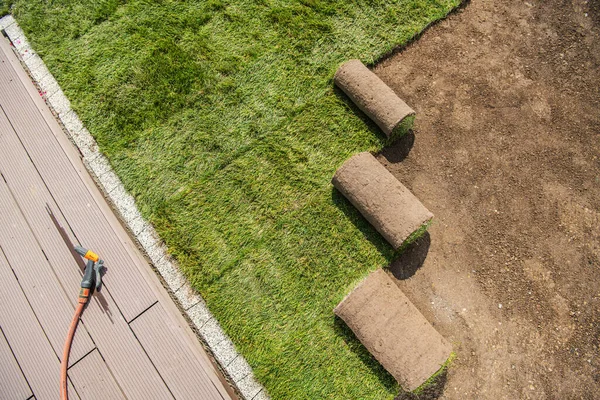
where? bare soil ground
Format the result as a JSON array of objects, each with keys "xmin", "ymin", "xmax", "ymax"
[{"xmin": 374, "ymin": 0, "xmax": 600, "ymax": 398}]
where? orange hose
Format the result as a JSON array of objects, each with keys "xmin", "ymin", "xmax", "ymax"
[{"xmin": 61, "ymin": 301, "xmax": 86, "ymax": 400}]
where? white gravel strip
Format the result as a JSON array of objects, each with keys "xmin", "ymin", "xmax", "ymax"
[
  {"xmin": 0, "ymin": 14, "xmax": 15, "ymax": 30},
  {"xmin": 1, "ymin": 15, "xmax": 268, "ymax": 400}
]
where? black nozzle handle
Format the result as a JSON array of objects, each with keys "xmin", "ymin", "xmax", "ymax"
[
  {"xmin": 81, "ymin": 259, "xmax": 95, "ymax": 289},
  {"xmin": 94, "ymin": 260, "xmax": 104, "ymax": 291}
]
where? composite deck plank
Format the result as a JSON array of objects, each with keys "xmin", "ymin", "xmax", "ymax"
[
  {"xmin": 68, "ymin": 350, "xmax": 126, "ymax": 400},
  {"xmin": 130, "ymin": 303, "xmax": 226, "ymax": 400},
  {"xmin": 0, "ymin": 248, "xmax": 79, "ymax": 400},
  {"xmin": 0, "ymin": 176, "xmax": 95, "ymax": 366},
  {"xmin": 0, "ymin": 327, "xmax": 32, "ymax": 399},
  {"xmin": 0, "ymin": 47, "xmax": 156, "ymax": 322},
  {"xmin": 0, "ymin": 99, "xmax": 85, "ymax": 310}
]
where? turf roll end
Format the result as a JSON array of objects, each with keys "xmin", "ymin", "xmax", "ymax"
[
  {"xmin": 334, "ymin": 268, "xmax": 452, "ymax": 391},
  {"xmin": 332, "ymin": 152, "xmax": 433, "ymax": 250},
  {"xmin": 334, "ymin": 59, "xmax": 415, "ymax": 140}
]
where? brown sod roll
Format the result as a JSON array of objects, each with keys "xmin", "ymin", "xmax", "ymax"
[
  {"xmin": 332, "ymin": 152, "xmax": 432, "ymax": 250},
  {"xmin": 334, "ymin": 59, "xmax": 415, "ymax": 139},
  {"xmin": 335, "ymin": 269, "xmax": 452, "ymax": 391}
]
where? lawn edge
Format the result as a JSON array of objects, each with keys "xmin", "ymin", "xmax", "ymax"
[{"xmin": 0, "ymin": 13, "xmax": 268, "ymax": 400}]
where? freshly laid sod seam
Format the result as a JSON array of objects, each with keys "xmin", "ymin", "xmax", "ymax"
[{"xmin": 5, "ymin": 1, "xmax": 461, "ymax": 398}]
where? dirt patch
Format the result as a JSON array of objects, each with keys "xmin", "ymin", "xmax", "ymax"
[{"xmin": 373, "ymin": 0, "xmax": 600, "ymax": 398}]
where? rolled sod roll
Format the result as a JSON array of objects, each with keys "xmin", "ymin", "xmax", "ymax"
[
  {"xmin": 334, "ymin": 59, "xmax": 415, "ymax": 139},
  {"xmin": 335, "ymin": 269, "xmax": 451, "ymax": 391},
  {"xmin": 332, "ymin": 152, "xmax": 433, "ymax": 250}
]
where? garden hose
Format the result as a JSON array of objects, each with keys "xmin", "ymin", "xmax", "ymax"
[{"xmin": 60, "ymin": 246, "xmax": 103, "ymax": 400}]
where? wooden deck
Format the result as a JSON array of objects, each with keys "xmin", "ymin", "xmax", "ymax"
[{"xmin": 0, "ymin": 34, "xmax": 235, "ymax": 400}]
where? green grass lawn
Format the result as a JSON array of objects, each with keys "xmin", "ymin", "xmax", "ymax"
[{"xmin": 5, "ymin": 0, "xmax": 459, "ymax": 398}]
